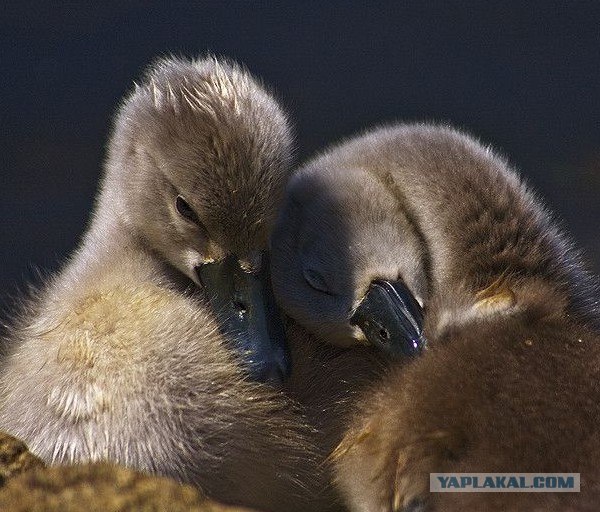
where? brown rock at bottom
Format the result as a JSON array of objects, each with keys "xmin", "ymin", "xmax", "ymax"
[
  {"xmin": 0, "ymin": 462, "xmax": 257, "ymax": 512},
  {"xmin": 0, "ymin": 431, "xmax": 45, "ymax": 486}
]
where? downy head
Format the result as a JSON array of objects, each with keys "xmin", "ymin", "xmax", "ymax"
[
  {"xmin": 99, "ymin": 55, "xmax": 293, "ymax": 383},
  {"xmin": 271, "ymin": 164, "xmax": 428, "ymax": 357}
]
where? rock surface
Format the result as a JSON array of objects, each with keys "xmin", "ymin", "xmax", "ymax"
[
  {"xmin": 0, "ymin": 431, "xmax": 255, "ymax": 512},
  {"xmin": 0, "ymin": 431, "xmax": 45, "ymax": 485}
]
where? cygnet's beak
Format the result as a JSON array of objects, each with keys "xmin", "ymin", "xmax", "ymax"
[
  {"xmin": 196, "ymin": 252, "xmax": 290, "ymax": 385},
  {"xmin": 350, "ymin": 280, "xmax": 426, "ymax": 358}
]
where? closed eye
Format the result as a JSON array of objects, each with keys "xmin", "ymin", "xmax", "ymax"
[
  {"xmin": 176, "ymin": 195, "xmax": 201, "ymax": 225},
  {"xmin": 303, "ymin": 268, "xmax": 333, "ymax": 295}
]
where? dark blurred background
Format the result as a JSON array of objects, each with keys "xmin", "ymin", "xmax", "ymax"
[{"xmin": 1, "ymin": 2, "xmax": 599, "ymax": 314}]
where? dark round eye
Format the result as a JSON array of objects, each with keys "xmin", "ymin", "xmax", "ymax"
[{"xmin": 176, "ymin": 195, "xmax": 200, "ymax": 224}]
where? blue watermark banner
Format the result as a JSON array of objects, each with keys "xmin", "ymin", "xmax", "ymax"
[{"xmin": 430, "ymin": 473, "xmax": 580, "ymax": 493}]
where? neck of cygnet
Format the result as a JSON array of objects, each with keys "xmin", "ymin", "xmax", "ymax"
[
  {"xmin": 73, "ymin": 175, "xmax": 204, "ymax": 298},
  {"xmin": 386, "ymin": 186, "xmax": 595, "ymax": 339},
  {"xmin": 83, "ymin": 176, "xmax": 135, "ymax": 250},
  {"xmin": 60, "ymin": 174, "xmax": 155, "ymax": 286}
]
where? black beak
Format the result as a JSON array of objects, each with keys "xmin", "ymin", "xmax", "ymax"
[
  {"xmin": 196, "ymin": 252, "xmax": 290, "ymax": 385},
  {"xmin": 350, "ymin": 279, "xmax": 426, "ymax": 358}
]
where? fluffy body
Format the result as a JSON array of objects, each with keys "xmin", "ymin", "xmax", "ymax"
[
  {"xmin": 0, "ymin": 56, "xmax": 333, "ymax": 511},
  {"xmin": 272, "ymin": 123, "xmax": 600, "ymax": 511},
  {"xmin": 335, "ymin": 314, "xmax": 600, "ymax": 512}
]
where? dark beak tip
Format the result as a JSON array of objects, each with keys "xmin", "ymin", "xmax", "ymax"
[
  {"xmin": 197, "ymin": 251, "xmax": 292, "ymax": 386},
  {"xmin": 352, "ymin": 279, "xmax": 426, "ymax": 358}
]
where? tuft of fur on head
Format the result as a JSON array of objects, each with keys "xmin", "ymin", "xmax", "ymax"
[{"xmin": 97, "ymin": 55, "xmax": 293, "ymax": 268}]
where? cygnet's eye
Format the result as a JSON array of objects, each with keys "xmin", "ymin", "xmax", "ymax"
[
  {"xmin": 303, "ymin": 268, "xmax": 331, "ymax": 294},
  {"xmin": 176, "ymin": 195, "xmax": 200, "ymax": 225}
]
